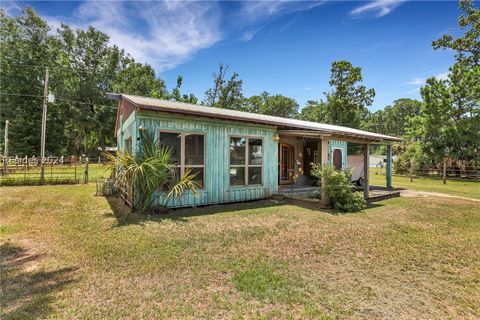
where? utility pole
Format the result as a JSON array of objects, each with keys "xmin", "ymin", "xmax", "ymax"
[
  {"xmin": 40, "ymin": 67, "xmax": 49, "ymax": 184},
  {"xmin": 2, "ymin": 120, "xmax": 8, "ymax": 176}
]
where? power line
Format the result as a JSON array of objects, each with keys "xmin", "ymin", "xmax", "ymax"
[
  {"xmin": 0, "ymin": 93, "xmax": 43, "ymax": 98},
  {"xmin": 0, "ymin": 92, "xmax": 117, "ymax": 109}
]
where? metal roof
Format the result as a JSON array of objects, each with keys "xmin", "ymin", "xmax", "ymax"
[{"xmin": 109, "ymin": 93, "xmax": 401, "ymax": 142}]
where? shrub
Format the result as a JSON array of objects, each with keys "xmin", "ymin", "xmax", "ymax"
[
  {"xmin": 311, "ymin": 164, "xmax": 366, "ymax": 212},
  {"xmin": 107, "ymin": 130, "xmax": 199, "ymax": 213},
  {"xmin": 393, "ymin": 142, "xmax": 429, "ymax": 175}
]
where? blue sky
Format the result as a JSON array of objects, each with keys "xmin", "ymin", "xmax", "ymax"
[{"xmin": 2, "ymin": 1, "xmax": 461, "ymax": 111}]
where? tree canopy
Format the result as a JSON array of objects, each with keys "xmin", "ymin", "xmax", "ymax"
[{"xmin": 0, "ymin": 7, "xmax": 195, "ymax": 156}]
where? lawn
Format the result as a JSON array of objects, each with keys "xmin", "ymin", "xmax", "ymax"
[
  {"xmin": 1, "ymin": 184, "xmax": 479, "ymax": 319},
  {"xmin": 369, "ymin": 169, "xmax": 480, "ymax": 200},
  {"xmin": 0, "ymin": 163, "xmax": 111, "ymax": 186}
]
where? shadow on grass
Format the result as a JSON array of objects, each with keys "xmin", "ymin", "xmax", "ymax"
[
  {"xmin": 0, "ymin": 243, "xmax": 78, "ymax": 320},
  {"xmin": 105, "ymin": 196, "xmax": 290, "ymax": 227},
  {"xmin": 104, "ymin": 193, "xmax": 388, "ymax": 227}
]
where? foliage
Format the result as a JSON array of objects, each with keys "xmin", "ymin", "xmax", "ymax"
[
  {"xmin": 245, "ymin": 91, "xmax": 299, "ymax": 117},
  {"xmin": 297, "ymin": 100, "xmax": 327, "ymax": 122},
  {"xmin": 112, "ymin": 60, "xmax": 168, "ymax": 98},
  {"xmin": 432, "ymin": 0, "xmax": 479, "ymax": 67},
  {"xmin": 310, "ymin": 164, "xmax": 366, "ymax": 212},
  {"xmin": 363, "ymin": 98, "xmax": 422, "ymax": 137},
  {"xmin": 203, "ymin": 63, "xmax": 245, "ymax": 110},
  {"xmin": 416, "ymin": 62, "xmax": 480, "ymax": 165},
  {"xmin": 323, "ymin": 61, "xmax": 375, "ymax": 128},
  {"xmin": 407, "ymin": 0, "xmax": 480, "ymax": 182},
  {"xmin": 393, "ymin": 142, "xmax": 429, "ymax": 175},
  {"xmin": 0, "ymin": 7, "xmax": 196, "ymax": 157},
  {"xmin": 169, "ymin": 75, "xmax": 198, "ymax": 104},
  {"xmin": 296, "ymin": 61, "xmax": 374, "ymax": 129},
  {"xmin": 107, "ymin": 130, "xmax": 199, "ymax": 213}
]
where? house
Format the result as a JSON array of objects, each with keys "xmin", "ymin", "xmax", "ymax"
[{"xmin": 109, "ymin": 93, "xmax": 401, "ymax": 208}]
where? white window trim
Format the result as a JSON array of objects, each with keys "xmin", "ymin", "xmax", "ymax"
[{"xmin": 229, "ymin": 135, "xmax": 264, "ymax": 187}]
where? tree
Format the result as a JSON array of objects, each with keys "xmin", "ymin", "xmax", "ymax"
[
  {"xmin": 432, "ymin": 0, "xmax": 479, "ymax": 67},
  {"xmin": 1, "ymin": 8, "xmax": 198, "ymax": 157},
  {"xmin": 412, "ymin": 0, "xmax": 480, "ymax": 184},
  {"xmin": 56, "ymin": 24, "xmax": 125, "ymax": 154},
  {"xmin": 245, "ymin": 91, "xmax": 299, "ymax": 117},
  {"xmin": 297, "ymin": 100, "xmax": 328, "ymax": 122},
  {"xmin": 323, "ymin": 61, "xmax": 375, "ymax": 128},
  {"xmin": 204, "ymin": 63, "xmax": 244, "ymax": 110},
  {"xmin": 0, "ymin": 7, "xmax": 62, "ymax": 155},
  {"xmin": 363, "ymin": 98, "xmax": 422, "ymax": 136},
  {"xmin": 418, "ymin": 62, "xmax": 480, "ymax": 183},
  {"xmin": 113, "ymin": 60, "xmax": 167, "ymax": 98},
  {"xmin": 168, "ymin": 75, "xmax": 198, "ymax": 104},
  {"xmin": 203, "ymin": 63, "xmax": 228, "ymax": 106}
]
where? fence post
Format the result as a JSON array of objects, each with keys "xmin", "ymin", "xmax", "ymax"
[{"xmin": 84, "ymin": 157, "xmax": 89, "ymax": 184}]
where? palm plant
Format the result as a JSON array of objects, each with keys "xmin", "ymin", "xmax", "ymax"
[{"xmin": 107, "ymin": 130, "xmax": 199, "ymax": 213}]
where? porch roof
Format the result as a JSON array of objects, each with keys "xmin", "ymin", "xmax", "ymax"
[{"xmin": 109, "ymin": 93, "xmax": 401, "ymax": 143}]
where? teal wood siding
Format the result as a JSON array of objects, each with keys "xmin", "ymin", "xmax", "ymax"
[
  {"xmin": 138, "ymin": 111, "xmax": 279, "ymax": 208},
  {"xmin": 328, "ymin": 139, "xmax": 348, "ymax": 169},
  {"xmin": 117, "ymin": 111, "xmax": 138, "ymax": 154}
]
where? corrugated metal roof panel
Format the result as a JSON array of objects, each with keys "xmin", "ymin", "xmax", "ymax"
[{"xmin": 113, "ymin": 93, "xmax": 401, "ymax": 142}]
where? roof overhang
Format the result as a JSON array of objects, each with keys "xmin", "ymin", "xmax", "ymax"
[{"xmin": 109, "ymin": 93, "xmax": 402, "ymax": 143}]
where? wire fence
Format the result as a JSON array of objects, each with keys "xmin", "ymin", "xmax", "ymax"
[{"xmin": 0, "ymin": 156, "xmax": 112, "ymax": 186}]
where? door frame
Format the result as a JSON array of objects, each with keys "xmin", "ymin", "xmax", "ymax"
[{"xmin": 279, "ymin": 143, "xmax": 294, "ymax": 185}]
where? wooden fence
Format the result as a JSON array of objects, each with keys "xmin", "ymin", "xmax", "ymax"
[{"xmin": 419, "ymin": 165, "xmax": 480, "ymax": 179}]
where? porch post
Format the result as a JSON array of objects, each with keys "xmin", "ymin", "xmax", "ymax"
[
  {"xmin": 386, "ymin": 144, "xmax": 392, "ymax": 189},
  {"xmin": 320, "ymin": 138, "xmax": 329, "ymax": 205},
  {"xmin": 363, "ymin": 143, "xmax": 370, "ymax": 199}
]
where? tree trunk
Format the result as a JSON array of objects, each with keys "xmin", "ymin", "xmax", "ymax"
[
  {"xmin": 410, "ymin": 159, "xmax": 413, "ymax": 182},
  {"xmin": 442, "ymin": 160, "xmax": 447, "ymax": 185}
]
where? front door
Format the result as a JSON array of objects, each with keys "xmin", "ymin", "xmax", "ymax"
[
  {"xmin": 279, "ymin": 144, "xmax": 294, "ymax": 184},
  {"xmin": 333, "ymin": 148, "xmax": 343, "ymax": 170}
]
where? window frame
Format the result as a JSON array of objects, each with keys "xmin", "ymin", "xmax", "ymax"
[
  {"xmin": 228, "ymin": 135, "xmax": 264, "ymax": 187},
  {"xmin": 158, "ymin": 130, "xmax": 206, "ymax": 189}
]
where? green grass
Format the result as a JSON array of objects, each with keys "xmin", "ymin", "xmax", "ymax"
[
  {"xmin": 0, "ymin": 163, "xmax": 111, "ymax": 186},
  {"xmin": 369, "ymin": 169, "xmax": 480, "ymax": 199},
  {"xmin": 1, "ymin": 184, "xmax": 479, "ymax": 319}
]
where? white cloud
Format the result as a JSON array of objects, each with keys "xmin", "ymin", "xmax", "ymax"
[
  {"xmin": 46, "ymin": 0, "xmax": 222, "ymax": 72},
  {"xmin": 10, "ymin": 0, "xmax": 322, "ymax": 70},
  {"xmin": 406, "ymin": 77, "xmax": 426, "ymax": 86},
  {"xmin": 241, "ymin": 26, "xmax": 264, "ymax": 42},
  {"xmin": 304, "ymin": 87, "xmax": 315, "ymax": 91},
  {"xmin": 406, "ymin": 71, "xmax": 450, "ymax": 86},
  {"xmin": 405, "ymin": 71, "xmax": 450, "ymax": 94},
  {"xmin": 241, "ymin": 0, "xmax": 324, "ymax": 21},
  {"xmin": 350, "ymin": 0, "xmax": 406, "ymax": 18},
  {"xmin": 0, "ymin": 0, "xmax": 22, "ymax": 16},
  {"xmin": 434, "ymin": 71, "xmax": 449, "ymax": 81},
  {"xmin": 404, "ymin": 87, "xmax": 420, "ymax": 94},
  {"xmin": 236, "ymin": 0, "xmax": 324, "ymax": 40}
]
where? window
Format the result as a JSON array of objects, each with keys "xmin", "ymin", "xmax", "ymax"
[
  {"xmin": 124, "ymin": 137, "xmax": 132, "ymax": 155},
  {"xmin": 229, "ymin": 137, "xmax": 263, "ymax": 186},
  {"xmin": 159, "ymin": 131, "xmax": 205, "ymax": 187}
]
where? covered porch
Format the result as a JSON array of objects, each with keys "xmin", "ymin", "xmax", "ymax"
[{"xmin": 276, "ymin": 130, "xmax": 394, "ymax": 203}]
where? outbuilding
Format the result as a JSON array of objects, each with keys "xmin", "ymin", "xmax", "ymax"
[{"xmin": 109, "ymin": 93, "xmax": 400, "ymax": 208}]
